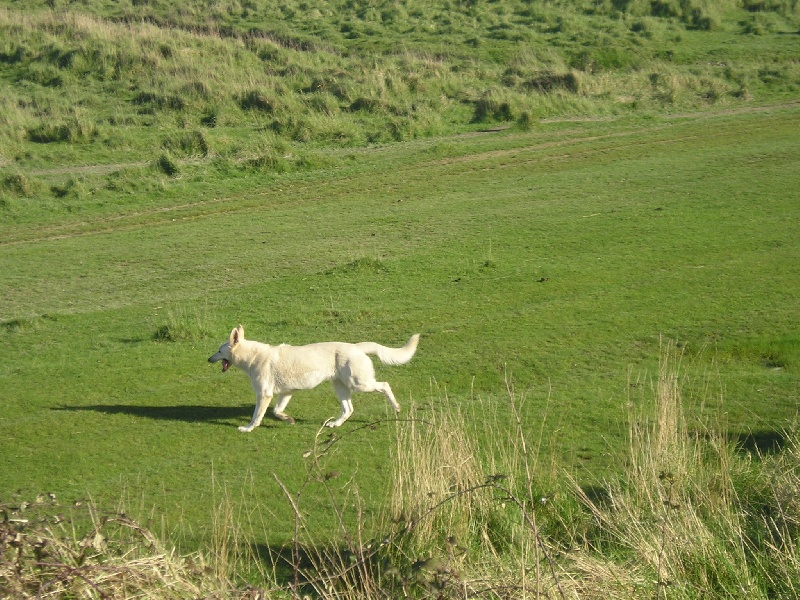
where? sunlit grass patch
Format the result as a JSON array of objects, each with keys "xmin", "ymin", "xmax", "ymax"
[{"xmin": 152, "ymin": 305, "xmax": 217, "ymax": 342}]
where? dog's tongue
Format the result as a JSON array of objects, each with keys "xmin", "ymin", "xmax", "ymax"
[{"xmin": 222, "ymin": 359, "xmax": 230, "ymax": 373}]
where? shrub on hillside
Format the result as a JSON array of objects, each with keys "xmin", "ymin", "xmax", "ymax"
[
  {"xmin": 2, "ymin": 172, "xmax": 37, "ymax": 197},
  {"xmin": 161, "ymin": 130, "xmax": 210, "ymax": 157},
  {"xmin": 154, "ymin": 152, "xmax": 180, "ymax": 177}
]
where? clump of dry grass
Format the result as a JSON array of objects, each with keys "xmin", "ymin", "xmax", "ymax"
[
  {"xmin": 386, "ymin": 402, "xmax": 492, "ymax": 552},
  {"xmin": 375, "ymin": 385, "xmax": 570, "ymax": 599},
  {"xmin": 0, "ymin": 495, "xmax": 258, "ymax": 599},
  {"xmin": 559, "ymin": 340, "xmax": 800, "ymax": 599}
]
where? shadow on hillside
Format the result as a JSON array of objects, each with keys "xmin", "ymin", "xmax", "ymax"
[
  {"xmin": 729, "ymin": 429, "xmax": 787, "ymax": 455},
  {"xmin": 52, "ymin": 403, "xmax": 256, "ymax": 426}
]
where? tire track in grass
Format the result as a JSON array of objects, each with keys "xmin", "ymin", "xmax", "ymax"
[
  {"xmin": 0, "ymin": 129, "xmax": 674, "ymax": 246},
  {"xmin": 3, "ymin": 102, "xmax": 797, "ymax": 247}
]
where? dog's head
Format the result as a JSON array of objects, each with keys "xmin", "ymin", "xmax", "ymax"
[{"xmin": 208, "ymin": 325, "xmax": 244, "ymax": 372}]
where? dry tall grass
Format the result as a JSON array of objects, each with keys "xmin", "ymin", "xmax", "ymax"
[
  {"xmin": 561, "ymin": 342, "xmax": 800, "ymax": 599},
  {"xmin": 0, "ymin": 496, "xmax": 245, "ymax": 599},
  {"xmin": 373, "ymin": 341, "xmax": 800, "ymax": 598}
]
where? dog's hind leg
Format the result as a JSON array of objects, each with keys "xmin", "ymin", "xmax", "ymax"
[
  {"xmin": 373, "ymin": 381, "xmax": 400, "ymax": 413},
  {"xmin": 326, "ymin": 399, "xmax": 354, "ymax": 428},
  {"xmin": 273, "ymin": 393, "xmax": 295, "ymax": 425},
  {"xmin": 239, "ymin": 393, "xmax": 272, "ymax": 433},
  {"xmin": 326, "ymin": 381, "xmax": 354, "ymax": 428},
  {"xmin": 352, "ymin": 379, "xmax": 400, "ymax": 413}
]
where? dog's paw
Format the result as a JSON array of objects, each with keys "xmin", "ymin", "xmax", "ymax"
[
  {"xmin": 274, "ymin": 413, "xmax": 295, "ymax": 425},
  {"xmin": 238, "ymin": 425, "xmax": 254, "ymax": 433},
  {"xmin": 324, "ymin": 419, "xmax": 340, "ymax": 428}
]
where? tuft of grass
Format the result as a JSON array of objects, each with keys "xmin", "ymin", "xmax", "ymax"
[
  {"xmin": 2, "ymin": 172, "xmax": 37, "ymax": 197},
  {"xmin": 50, "ymin": 176, "xmax": 87, "ymax": 200},
  {"xmin": 25, "ymin": 114, "xmax": 98, "ymax": 145},
  {"xmin": 472, "ymin": 87, "xmax": 515, "ymax": 124},
  {"xmin": 152, "ymin": 306, "xmax": 215, "ymax": 342},
  {"xmin": 161, "ymin": 130, "xmax": 210, "ymax": 158},
  {"xmin": 514, "ymin": 111, "xmax": 536, "ymax": 131},
  {"xmin": 385, "ymin": 403, "xmax": 494, "ymax": 554},
  {"xmin": 153, "ymin": 152, "xmax": 180, "ymax": 178}
]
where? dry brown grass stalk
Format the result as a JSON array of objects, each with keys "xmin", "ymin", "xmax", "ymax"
[{"xmin": 0, "ymin": 495, "xmax": 258, "ymax": 599}]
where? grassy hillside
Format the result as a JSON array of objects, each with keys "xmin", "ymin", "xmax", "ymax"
[{"xmin": 1, "ymin": 0, "xmax": 799, "ymax": 214}]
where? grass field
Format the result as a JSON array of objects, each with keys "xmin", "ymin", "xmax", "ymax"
[
  {"xmin": 3, "ymin": 103, "xmax": 799, "ymax": 539},
  {"xmin": 2, "ymin": 0, "xmax": 800, "ymax": 596}
]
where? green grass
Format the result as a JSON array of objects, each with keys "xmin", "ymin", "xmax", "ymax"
[
  {"xmin": 2, "ymin": 105, "xmax": 799, "ymax": 557},
  {"xmin": 1, "ymin": 0, "xmax": 799, "ymax": 209},
  {"xmin": 1, "ymin": 0, "xmax": 799, "ymax": 594},
  {"xmin": 6, "ymin": 340, "xmax": 799, "ymax": 597}
]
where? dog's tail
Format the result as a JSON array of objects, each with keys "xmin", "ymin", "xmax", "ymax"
[{"xmin": 356, "ymin": 334, "xmax": 420, "ymax": 366}]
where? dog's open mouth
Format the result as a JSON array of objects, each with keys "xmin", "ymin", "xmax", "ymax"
[{"xmin": 222, "ymin": 359, "xmax": 230, "ymax": 373}]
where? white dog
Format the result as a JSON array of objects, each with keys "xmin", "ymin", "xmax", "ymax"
[{"xmin": 208, "ymin": 326, "xmax": 419, "ymax": 431}]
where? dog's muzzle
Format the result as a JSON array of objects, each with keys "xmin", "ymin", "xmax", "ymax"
[{"xmin": 208, "ymin": 355, "xmax": 230, "ymax": 372}]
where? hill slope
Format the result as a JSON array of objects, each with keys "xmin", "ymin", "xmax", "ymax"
[{"xmin": 1, "ymin": 0, "xmax": 799, "ymax": 212}]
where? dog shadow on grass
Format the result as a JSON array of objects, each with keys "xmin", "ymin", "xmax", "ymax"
[{"xmin": 51, "ymin": 404, "xmax": 307, "ymax": 427}]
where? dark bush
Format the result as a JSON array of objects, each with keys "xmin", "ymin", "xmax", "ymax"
[
  {"xmin": 239, "ymin": 90, "xmax": 276, "ymax": 112},
  {"xmin": 155, "ymin": 152, "xmax": 179, "ymax": 177},
  {"xmin": 161, "ymin": 130, "xmax": 209, "ymax": 157}
]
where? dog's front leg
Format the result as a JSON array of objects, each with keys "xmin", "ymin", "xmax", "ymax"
[{"xmin": 239, "ymin": 393, "xmax": 272, "ymax": 432}]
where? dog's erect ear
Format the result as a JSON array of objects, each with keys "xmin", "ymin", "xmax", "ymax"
[{"xmin": 229, "ymin": 326, "xmax": 242, "ymax": 348}]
